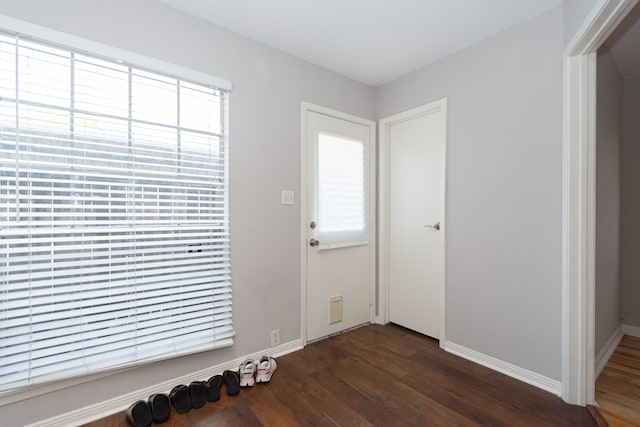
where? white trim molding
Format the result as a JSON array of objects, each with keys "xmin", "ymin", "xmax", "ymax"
[
  {"xmin": 622, "ymin": 324, "xmax": 640, "ymax": 338},
  {"xmin": 595, "ymin": 326, "xmax": 623, "ymax": 379},
  {"xmin": 443, "ymin": 341, "xmax": 562, "ymax": 396},
  {"xmin": 562, "ymin": 50, "xmax": 597, "ymax": 407},
  {"xmin": 0, "ymin": 14, "xmax": 232, "ymax": 90},
  {"xmin": 562, "ymin": 0, "xmax": 639, "ymax": 406},
  {"xmin": 25, "ymin": 339, "xmax": 303, "ymax": 427},
  {"xmin": 377, "ymin": 98, "xmax": 448, "ymax": 343}
]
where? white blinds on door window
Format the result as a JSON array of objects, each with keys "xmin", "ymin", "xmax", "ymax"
[
  {"xmin": 316, "ymin": 132, "xmax": 368, "ymax": 249},
  {"xmin": 0, "ymin": 32, "xmax": 233, "ymax": 393}
]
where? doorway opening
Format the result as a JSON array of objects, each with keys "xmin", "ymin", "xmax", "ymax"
[
  {"xmin": 591, "ymin": 2, "xmax": 640, "ymax": 424},
  {"xmin": 563, "ymin": 0, "xmax": 639, "ymax": 407}
]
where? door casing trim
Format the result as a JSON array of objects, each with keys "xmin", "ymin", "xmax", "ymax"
[
  {"xmin": 300, "ymin": 102, "xmax": 377, "ymax": 346},
  {"xmin": 377, "ymin": 98, "xmax": 448, "ymax": 344},
  {"xmin": 562, "ymin": 0, "xmax": 639, "ymax": 405}
]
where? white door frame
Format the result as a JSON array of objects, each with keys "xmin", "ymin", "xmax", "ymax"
[
  {"xmin": 378, "ymin": 98, "xmax": 447, "ymax": 344},
  {"xmin": 300, "ymin": 102, "xmax": 377, "ymax": 346},
  {"xmin": 562, "ymin": 0, "xmax": 639, "ymax": 405}
]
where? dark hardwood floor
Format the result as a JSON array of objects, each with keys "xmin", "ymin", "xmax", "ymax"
[{"xmin": 85, "ymin": 324, "xmax": 596, "ymax": 426}]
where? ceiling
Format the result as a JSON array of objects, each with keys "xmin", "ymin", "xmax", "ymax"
[
  {"xmin": 605, "ymin": 2, "xmax": 640, "ymax": 78},
  {"xmin": 155, "ymin": 0, "xmax": 562, "ymax": 87}
]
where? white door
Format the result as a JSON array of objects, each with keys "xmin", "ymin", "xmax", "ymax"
[
  {"xmin": 304, "ymin": 106, "xmax": 375, "ymax": 342},
  {"xmin": 387, "ymin": 104, "xmax": 445, "ymax": 339}
]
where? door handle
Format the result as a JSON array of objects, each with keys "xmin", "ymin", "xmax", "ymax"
[
  {"xmin": 309, "ymin": 238, "xmax": 320, "ymax": 247},
  {"xmin": 424, "ymin": 222, "xmax": 440, "ymax": 231}
]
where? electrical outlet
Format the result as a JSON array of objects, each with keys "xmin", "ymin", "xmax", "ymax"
[
  {"xmin": 281, "ymin": 190, "xmax": 294, "ymax": 205},
  {"xmin": 270, "ymin": 329, "xmax": 280, "ymax": 347}
]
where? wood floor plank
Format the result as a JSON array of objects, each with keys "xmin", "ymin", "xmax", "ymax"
[
  {"xmin": 84, "ymin": 324, "xmax": 597, "ymax": 427},
  {"xmin": 264, "ymin": 357, "xmax": 371, "ymax": 426},
  {"xmin": 311, "ymin": 362, "xmax": 456, "ymax": 426},
  {"xmin": 243, "ymin": 385, "xmax": 316, "ymax": 427},
  {"xmin": 312, "ymin": 348, "xmax": 477, "ymax": 426},
  {"xmin": 351, "ymin": 326, "xmax": 589, "ymax": 426},
  {"xmin": 328, "ymin": 327, "xmax": 515, "ymax": 425},
  {"xmin": 596, "ymin": 335, "xmax": 640, "ymax": 427}
]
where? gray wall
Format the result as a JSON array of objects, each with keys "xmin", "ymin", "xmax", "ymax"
[
  {"xmin": 595, "ymin": 51, "xmax": 623, "ymax": 354},
  {"xmin": 621, "ymin": 74, "xmax": 640, "ymax": 328},
  {"xmin": 377, "ymin": 6, "xmax": 564, "ymax": 380},
  {"xmin": 0, "ymin": 0, "xmax": 375, "ymax": 425},
  {"xmin": 563, "ymin": 0, "xmax": 598, "ymax": 47}
]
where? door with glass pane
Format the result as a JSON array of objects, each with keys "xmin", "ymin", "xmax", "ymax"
[{"xmin": 304, "ymin": 107, "xmax": 374, "ymax": 342}]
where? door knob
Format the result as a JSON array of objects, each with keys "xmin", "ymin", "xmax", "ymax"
[
  {"xmin": 309, "ymin": 238, "xmax": 320, "ymax": 247},
  {"xmin": 425, "ymin": 222, "xmax": 440, "ymax": 231}
]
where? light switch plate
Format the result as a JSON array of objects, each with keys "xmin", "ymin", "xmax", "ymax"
[{"xmin": 281, "ymin": 190, "xmax": 295, "ymax": 205}]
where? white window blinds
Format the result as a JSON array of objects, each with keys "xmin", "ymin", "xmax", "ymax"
[
  {"xmin": 0, "ymin": 32, "xmax": 233, "ymax": 393},
  {"xmin": 316, "ymin": 133, "xmax": 368, "ymax": 248}
]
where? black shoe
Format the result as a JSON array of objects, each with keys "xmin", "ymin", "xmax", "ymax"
[
  {"xmin": 169, "ymin": 384, "xmax": 191, "ymax": 413},
  {"xmin": 207, "ymin": 375, "xmax": 224, "ymax": 402},
  {"xmin": 189, "ymin": 381, "xmax": 208, "ymax": 409},
  {"xmin": 126, "ymin": 400, "xmax": 152, "ymax": 427},
  {"xmin": 222, "ymin": 370, "xmax": 240, "ymax": 396},
  {"xmin": 148, "ymin": 393, "xmax": 171, "ymax": 423}
]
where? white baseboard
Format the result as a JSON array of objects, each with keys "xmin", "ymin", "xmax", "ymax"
[
  {"xmin": 442, "ymin": 341, "xmax": 562, "ymax": 396},
  {"xmin": 26, "ymin": 339, "xmax": 304, "ymax": 427},
  {"xmin": 595, "ymin": 325, "xmax": 623, "ymax": 378},
  {"xmin": 622, "ymin": 324, "xmax": 640, "ymax": 338}
]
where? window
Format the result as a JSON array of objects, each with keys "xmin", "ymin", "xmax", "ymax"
[
  {"xmin": 0, "ymin": 31, "xmax": 232, "ymax": 393},
  {"xmin": 316, "ymin": 132, "xmax": 368, "ymax": 248}
]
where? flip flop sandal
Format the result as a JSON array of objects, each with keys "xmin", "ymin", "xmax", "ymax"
[
  {"xmin": 148, "ymin": 393, "xmax": 171, "ymax": 423},
  {"xmin": 126, "ymin": 400, "xmax": 152, "ymax": 427},
  {"xmin": 222, "ymin": 370, "xmax": 240, "ymax": 396},
  {"xmin": 169, "ymin": 384, "xmax": 191, "ymax": 414},
  {"xmin": 189, "ymin": 381, "xmax": 208, "ymax": 409},
  {"xmin": 207, "ymin": 374, "xmax": 224, "ymax": 402}
]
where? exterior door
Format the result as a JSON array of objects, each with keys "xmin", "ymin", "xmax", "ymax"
[
  {"xmin": 304, "ymin": 106, "xmax": 375, "ymax": 342},
  {"xmin": 387, "ymin": 105, "xmax": 445, "ymax": 339}
]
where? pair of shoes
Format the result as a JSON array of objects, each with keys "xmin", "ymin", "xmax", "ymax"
[
  {"xmin": 126, "ymin": 394, "xmax": 170, "ymax": 427},
  {"xmin": 238, "ymin": 356, "xmax": 277, "ymax": 387},
  {"xmin": 170, "ymin": 381, "xmax": 210, "ymax": 413},
  {"xmin": 172, "ymin": 372, "xmax": 235, "ymax": 407}
]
